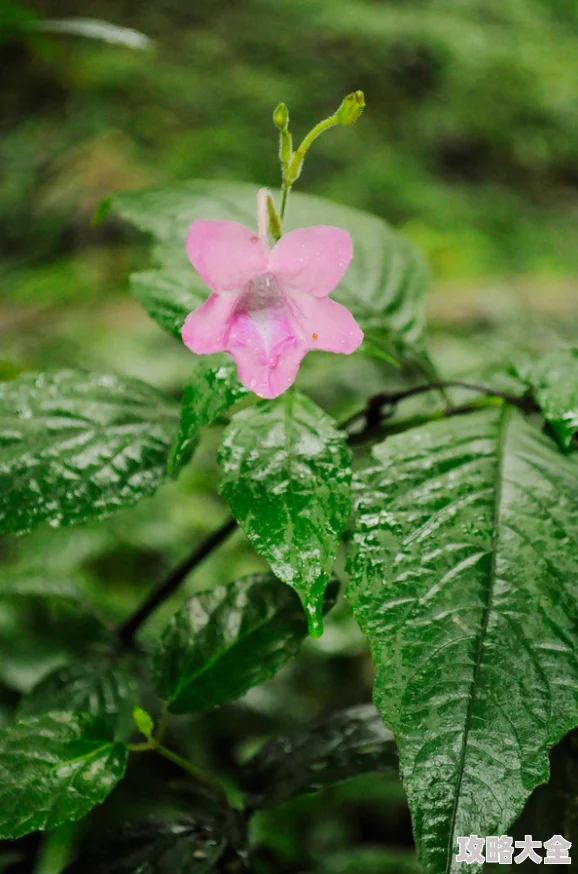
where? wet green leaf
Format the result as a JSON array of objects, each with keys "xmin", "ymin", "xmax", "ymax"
[
  {"xmin": 169, "ymin": 354, "xmax": 248, "ymax": 476},
  {"xmin": 218, "ymin": 393, "xmax": 351, "ymax": 635},
  {"xmin": 347, "ymin": 407, "xmax": 578, "ymax": 874},
  {"xmin": 63, "ymin": 815, "xmax": 231, "ymax": 873},
  {"xmin": 113, "ymin": 180, "xmax": 428, "ymax": 348},
  {"xmin": 130, "ymin": 269, "xmax": 206, "ymax": 339},
  {"xmin": 243, "ymin": 704, "xmax": 397, "ymax": 808},
  {"xmin": 0, "ymin": 712, "xmax": 128, "ymax": 839},
  {"xmin": 155, "ymin": 574, "xmax": 335, "ymax": 714},
  {"xmin": 0, "ymin": 370, "xmax": 178, "ymax": 535},
  {"xmin": 516, "ymin": 347, "xmax": 578, "ymax": 448}
]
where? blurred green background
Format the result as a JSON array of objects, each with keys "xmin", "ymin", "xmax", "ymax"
[{"xmin": 1, "ymin": 1, "xmax": 578, "ymax": 871}]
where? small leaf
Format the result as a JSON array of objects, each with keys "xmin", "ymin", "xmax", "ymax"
[
  {"xmin": 155, "ymin": 574, "xmax": 336, "ymax": 714},
  {"xmin": 218, "ymin": 393, "xmax": 351, "ymax": 635},
  {"xmin": 169, "ymin": 354, "xmax": 248, "ymax": 475},
  {"xmin": 63, "ymin": 815, "xmax": 230, "ymax": 874},
  {"xmin": 0, "ymin": 712, "xmax": 128, "ymax": 839},
  {"xmin": 347, "ymin": 407, "xmax": 578, "ymax": 874},
  {"xmin": 30, "ymin": 18, "xmax": 153, "ymax": 50},
  {"xmin": 243, "ymin": 704, "xmax": 397, "ymax": 808},
  {"xmin": 18, "ymin": 659, "xmax": 138, "ymax": 736},
  {"xmin": 516, "ymin": 347, "xmax": 578, "ymax": 448},
  {"xmin": 0, "ymin": 370, "xmax": 178, "ymax": 535},
  {"xmin": 133, "ymin": 706, "xmax": 154, "ymax": 740},
  {"xmin": 112, "ymin": 180, "xmax": 428, "ymax": 349}
]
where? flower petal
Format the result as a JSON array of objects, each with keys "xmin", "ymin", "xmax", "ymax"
[
  {"xmin": 230, "ymin": 338, "xmax": 307, "ymax": 400},
  {"xmin": 289, "ymin": 295, "xmax": 364, "ymax": 354},
  {"xmin": 181, "ymin": 293, "xmax": 238, "ymax": 354},
  {"xmin": 186, "ymin": 220, "xmax": 268, "ymax": 292},
  {"xmin": 269, "ymin": 226, "xmax": 353, "ymax": 297}
]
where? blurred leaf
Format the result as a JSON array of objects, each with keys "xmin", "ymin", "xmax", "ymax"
[
  {"xmin": 112, "ymin": 180, "xmax": 429, "ymax": 350},
  {"xmin": 30, "ymin": 18, "xmax": 153, "ymax": 50},
  {"xmin": 0, "ymin": 583, "xmax": 110, "ymax": 693},
  {"xmin": 218, "ymin": 393, "xmax": 351, "ymax": 636},
  {"xmin": 18, "ymin": 659, "xmax": 138, "ymax": 737},
  {"xmin": 155, "ymin": 574, "xmax": 336, "ymax": 714},
  {"xmin": 63, "ymin": 815, "xmax": 232, "ymax": 874},
  {"xmin": 516, "ymin": 347, "xmax": 578, "ymax": 448},
  {"xmin": 169, "ymin": 354, "xmax": 248, "ymax": 476},
  {"xmin": 319, "ymin": 847, "xmax": 421, "ymax": 874},
  {"xmin": 130, "ymin": 270, "xmax": 207, "ymax": 339},
  {"xmin": 347, "ymin": 407, "xmax": 578, "ymax": 874},
  {"xmin": 0, "ymin": 712, "xmax": 128, "ymax": 839},
  {"xmin": 0, "ymin": 370, "xmax": 178, "ymax": 535},
  {"xmin": 132, "ymin": 706, "xmax": 154, "ymax": 740},
  {"xmin": 243, "ymin": 704, "xmax": 397, "ymax": 808}
]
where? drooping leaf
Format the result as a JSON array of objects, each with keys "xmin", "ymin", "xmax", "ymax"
[
  {"xmin": 0, "ymin": 370, "xmax": 178, "ymax": 535},
  {"xmin": 30, "ymin": 18, "xmax": 153, "ymax": 50},
  {"xmin": 0, "ymin": 712, "xmax": 128, "ymax": 839},
  {"xmin": 516, "ymin": 347, "xmax": 578, "ymax": 449},
  {"xmin": 112, "ymin": 180, "xmax": 429, "ymax": 352},
  {"xmin": 217, "ymin": 393, "xmax": 351, "ymax": 636},
  {"xmin": 18, "ymin": 659, "xmax": 138, "ymax": 737},
  {"xmin": 155, "ymin": 574, "xmax": 336, "ymax": 714},
  {"xmin": 243, "ymin": 704, "xmax": 397, "ymax": 808},
  {"xmin": 347, "ymin": 407, "xmax": 578, "ymax": 874},
  {"xmin": 168, "ymin": 354, "xmax": 248, "ymax": 476},
  {"xmin": 63, "ymin": 815, "xmax": 232, "ymax": 874}
]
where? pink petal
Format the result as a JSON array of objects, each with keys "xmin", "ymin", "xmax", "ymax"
[
  {"xmin": 231, "ymin": 339, "xmax": 307, "ymax": 400},
  {"xmin": 186, "ymin": 220, "xmax": 268, "ymax": 292},
  {"xmin": 289, "ymin": 295, "xmax": 364, "ymax": 354},
  {"xmin": 269, "ymin": 226, "xmax": 353, "ymax": 297},
  {"xmin": 181, "ymin": 293, "xmax": 238, "ymax": 354}
]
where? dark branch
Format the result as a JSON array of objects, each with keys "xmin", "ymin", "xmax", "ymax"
[{"xmin": 117, "ymin": 516, "xmax": 237, "ymax": 647}]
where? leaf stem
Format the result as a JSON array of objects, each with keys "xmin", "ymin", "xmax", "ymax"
[
  {"xmin": 129, "ymin": 739, "xmax": 229, "ymax": 805},
  {"xmin": 117, "ymin": 517, "xmax": 237, "ymax": 647}
]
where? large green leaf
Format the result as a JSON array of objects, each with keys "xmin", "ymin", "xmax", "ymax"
[
  {"xmin": 18, "ymin": 659, "xmax": 138, "ymax": 736},
  {"xmin": 218, "ymin": 392, "xmax": 351, "ymax": 635},
  {"xmin": 347, "ymin": 407, "xmax": 578, "ymax": 874},
  {"xmin": 168, "ymin": 354, "xmax": 248, "ymax": 476},
  {"xmin": 155, "ymin": 574, "xmax": 334, "ymax": 714},
  {"xmin": 0, "ymin": 712, "xmax": 128, "ymax": 839},
  {"xmin": 112, "ymin": 180, "xmax": 429, "ymax": 350},
  {"xmin": 243, "ymin": 704, "xmax": 397, "ymax": 808},
  {"xmin": 63, "ymin": 815, "xmax": 232, "ymax": 874},
  {"xmin": 516, "ymin": 347, "xmax": 578, "ymax": 449},
  {"xmin": 0, "ymin": 370, "xmax": 178, "ymax": 535}
]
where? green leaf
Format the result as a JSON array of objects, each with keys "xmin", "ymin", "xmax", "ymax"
[
  {"xmin": 155, "ymin": 574, "xmax": 336, "ymax": 714},
  {"xmin": 0, "ymin": 712, "xmax": 128, "ymax": 839},
  {"xmin": 0, "ymin": 370, "xmax": 178, "ymax": 535},
  {"xmin": 18, "ymin": 659, "xmax": 138, "ymax": 736},
  {"xmin": 516, "ymin": 347, "xmax": 578, "ymax": 449},
  {"xmin": 169, "ymin": 354, "xmax": 248, "ymax": 476},
  {"xmin": 133, "ymin": 706, "xmax": 154, "ymax": 740},
  {"xmin": 243, "ymin": 704, "xmax": 397, "ymax": 808},
  {"xmin": 130, "ymin": 269, "xmax": 207, "ymax": 339},
  {"xmin": 30, "ymin": 18, "xmax": 153, "ymax": 50},
  {"xmin": 217, "ymin": 392, "xmax": 351, "ymax": 636},
  {"xmin": 347, "ymin": 407, "xmax": 578, "ymax": 874},
  {"xmin": 319, "ymin": 848, "xmax": 421, "ymax": 874},
  {"xmin": 112, "ymin": 180, "xmax": 428, "ymax": 349},
  {"xmin": 63, "ymin": 815, "xmax": 231, "ymax": 874}
]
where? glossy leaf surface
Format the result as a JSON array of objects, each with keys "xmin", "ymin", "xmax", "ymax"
[
  {"xmin": 0, "ymin": 370, "xmax": 178, "ymax": 534},
  {"xmin": 155, "ymin": 574, "xmax": 331, "ymax": 713},
  {"xmin": 244, "ymin": 704, "xmax": 397, "ymax": 808},
  {"xmin": 0, "ymin": 712, "xmax": 128, "ymax": 839},
  {"xmin": 113, "ymin": 180, "xmax": 429, "ymax": 349},
  {"xmin": 218, "ymin": 393, "xmax": 351, "ymax": 635},
  {"xmin": 347, "ymin": 407, "xmax": 578, "ymax": 874},
  {"xmin": 517, "ymin": 347, "xmax": 578, "ymax": 448},
  {"xmin": 168, "ymin": 354, "xmax": 247, "ymax": 475}
]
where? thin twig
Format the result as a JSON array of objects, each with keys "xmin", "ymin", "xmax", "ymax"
[{"xmin": 117, "ymin": 517, "xmax": 237, "ymax": 646}]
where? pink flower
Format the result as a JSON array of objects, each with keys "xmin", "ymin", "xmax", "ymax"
[{"xmin": 181, "ymin": 192, "xmax": 363, "ymax": 399}]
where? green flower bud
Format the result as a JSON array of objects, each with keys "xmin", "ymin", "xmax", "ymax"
[
  {"xmin": 273, "ymin": 102, "xmax": 289, "ymax": 131},
  {"xmin": 335, "ymin": 90, "xmax": 365, "ymax": 125}
]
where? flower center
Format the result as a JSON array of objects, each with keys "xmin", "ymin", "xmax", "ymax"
[{"xmin": 237, "ymin": 273, "xmax": 284, "ymax": 319}]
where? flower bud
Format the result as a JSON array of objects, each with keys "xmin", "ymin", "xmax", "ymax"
[
  {"xmin": 335, "ymin": 90, "xmax": 365, "ymax": 125},
  {"xmin": 273, "ymin": 102, "xmax": 289, "ymax": 131}
]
